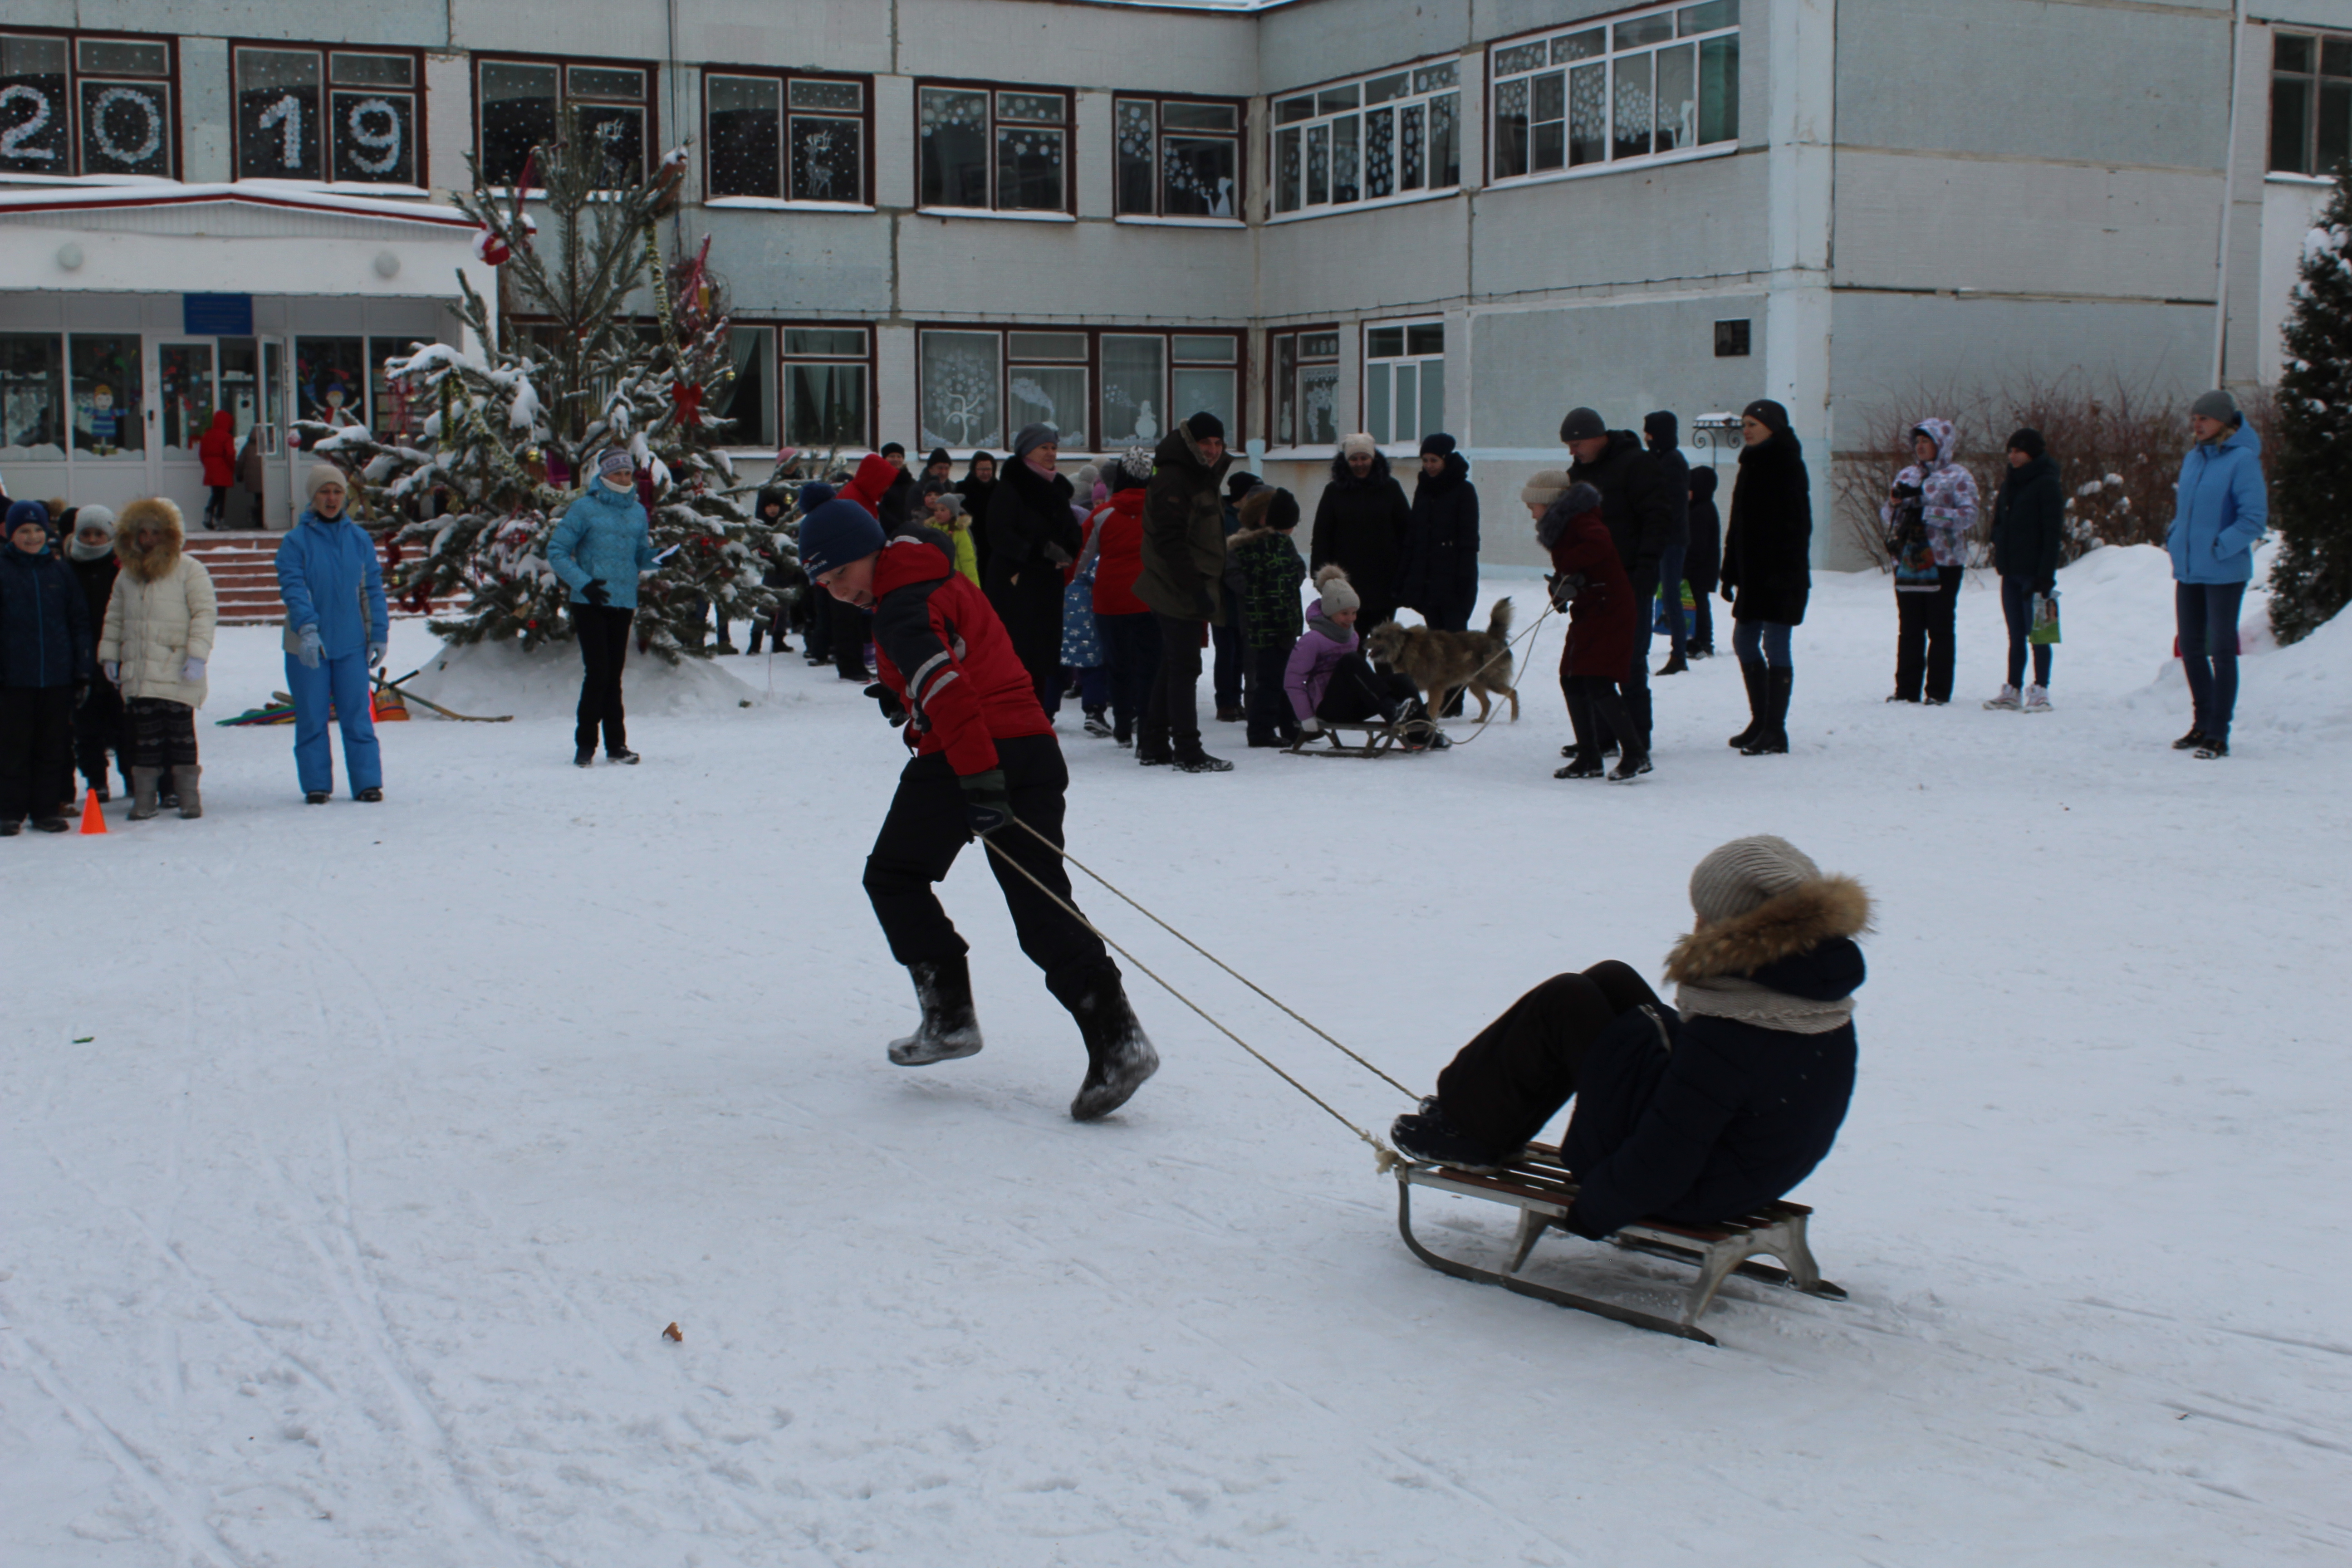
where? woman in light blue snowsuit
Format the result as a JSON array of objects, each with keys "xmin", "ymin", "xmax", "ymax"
[{"xmin": 275, "ymin": 463, "xmax": 388, "ymax": 803}]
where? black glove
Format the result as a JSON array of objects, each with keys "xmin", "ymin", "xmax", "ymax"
[
  {"xmin": 74, "ymin": 681, "xmax": 90, "ymax": 708},
  {"xmin": 1546, "ymin": 573, "xmax": 1585, "ymax": 612},
  {"xmin": 862, "ymin": 682, "xmax": 908, "ymax": 726},
  {"xmin": 2035, "ymin": 577, "xmax": 2057, "ymax": 597},
  {"xmin": 959, "ymin": 768, "xmax": 1012, "ymax": 838},
  {"xmin": 1194, "ymin": 586, "xmax": 1218, "ymax": 622},
  {"xmin": 581, "ymin": 578, "xmax": 611, "ymax": 607},
  {"xmin": 1720, "ymin": 581, "xmax": 1737, "ymax": 604}
]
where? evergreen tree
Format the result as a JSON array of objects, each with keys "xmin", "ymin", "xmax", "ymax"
[
  {"xmin": 305, "ymin": 108, "xmax": 795, "ymax": 660},
  {"xmin": 2269, "ymin": 165, "xmax": 2352, "ymax": 645}
]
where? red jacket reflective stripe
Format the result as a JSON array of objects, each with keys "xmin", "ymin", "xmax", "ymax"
[{"xmin": 870, "ymin": 533, "xmax": 1050, "ymax": 775}]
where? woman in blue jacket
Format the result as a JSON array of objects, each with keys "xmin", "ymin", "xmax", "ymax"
[
  {"xmin": 275, "ymin": 465, "xmax": 389, "ymax": 804},
  {"xmin": 548, "ymin": 448, "xmax": 656, "ymax": 766},
  {"xmin": 2167, "ymin": 390, "xmax": 2268, "ymax": 759}
]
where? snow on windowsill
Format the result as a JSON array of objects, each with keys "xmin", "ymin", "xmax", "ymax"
[
  {"xmin": 1482, "ymin": 141, "xmax": 1738, "ymax": 196},
  {"xmin": 914, "ymin": 206, "xmax": 1078, "ymax": 224},
  {"xmin": 1113, "ymin": 214, "xmax": 1245, "ymax": 229},
  {"xmin": 1263, "ymin": 186, "xmax": 1462, "ymax": 225},
  {"xmin": 2264, "ymin": 171, "xmax": 2337, "ymax": 188},
  {"xmin": 704, "ymin": 197, "xmax": 876, "ymax": 214}
]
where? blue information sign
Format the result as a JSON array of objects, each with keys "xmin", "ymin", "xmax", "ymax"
[{"xmin": 182, "ymin": 294, "xmax": 255, "ymax": 336}]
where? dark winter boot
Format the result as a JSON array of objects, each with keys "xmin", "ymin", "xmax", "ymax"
[
  {"xmin": 1065, "ymin": 979, "xmax": 1159, "ymax": 1121},
  {"xmin": 129, "ymin": 766, "xmax": 162, "ymax": 821},
  {"xmin": 1728, "ymin": 660, "xmax": 1768, "ymax": 748},
  {"xmin": 1742, "ymin": 667, "xmax": 1793, "ymax": 755},
  {"xmin": 1655, "ymin": 649, "xmax": 1688, "ymax": 676},
  {"xmin": 887, "ymin": 957, "xmax": 984, "ymax": 1066},
  {"xmin": 176, "ymin": 764, "xmax": 202, "ymax": 819}
]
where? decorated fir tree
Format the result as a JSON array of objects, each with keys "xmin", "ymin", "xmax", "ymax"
[
  {"xmin": 2269, "ymin": 165, "xmax": 2352, "ymax": 645},
  {"xmin": 305, "ymin": 107, "xmax": 796, "ymax": 660}
]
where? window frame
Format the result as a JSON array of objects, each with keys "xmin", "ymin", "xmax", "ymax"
[
  {"xmin": 1266, "ymin": 57, "xmax": 1463, "ymax": 223},
  {"xmin": 1112, "ymin": 92, "xmax": 1248, "ymax": 224},
  {"xmin": 771, "ymin": 321, "xmax": 878, "ymax": 452},
  {"xmin": 913, "ymin": 77, "xmax": 1078, "ymax": 218},
  {"xmin": 1265, "ymin": 325, "xmax": 1343, "ymax": 453},
  {"xmin": 916, "ymin": 324, "xmax": 1246, "ymax": 454},
  {"xmin": 0, "ymin": 27, "xmax": 179, "ymax": 181},
  {"xmin": 228, "ymin": 40, "xmax": 427, "ymax": 190},
  {"xmin": 1486, "ymin": 0, "xmax": 1741, "ymax": 190},
  {"xmin": 2269, "ymin": 29, "xmax": 2352, "ymax": 176},
  {"xmin": 473, "ymin": 51, "xmax": 658, "ymax": 193},
  {"xmin": 1361, "ymin": 318, "xmax": 1445, "ymax": 449},
  {"xmin": 699, "ymin": 66, "xmax": 875, "ymax": 209}
]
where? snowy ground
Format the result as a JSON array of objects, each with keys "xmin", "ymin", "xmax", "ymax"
[{"xmin": 5, "ymin": 545, "xmax": 2349, "ymax": 1567}]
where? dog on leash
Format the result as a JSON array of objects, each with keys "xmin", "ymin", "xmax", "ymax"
[{"xmin": 1363, "ymin": 599, "xmax": 1519, "ymax": 724}]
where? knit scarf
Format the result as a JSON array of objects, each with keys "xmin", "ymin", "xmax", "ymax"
[{"xmin": 1675, "ymin": 974, "xmax": 1856, "ymax": 1035}]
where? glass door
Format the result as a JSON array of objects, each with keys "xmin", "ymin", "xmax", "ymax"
[
  {"xmin": 217, "ymin": 337, "xmax": 269, "ymax": 528},
  {"xmin": 155, "ymin": 339, "xmax": 221, "ymax": 529}
]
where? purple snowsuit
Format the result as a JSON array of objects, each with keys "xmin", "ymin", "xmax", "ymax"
[{"xmin": 1283, "ymin": 598, "xmax": 1357, "ymax": 722}]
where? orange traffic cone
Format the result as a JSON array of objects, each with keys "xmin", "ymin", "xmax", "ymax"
[{"xmin": 79, "ymin": 788, "xmax": 108, "ymax": 835}]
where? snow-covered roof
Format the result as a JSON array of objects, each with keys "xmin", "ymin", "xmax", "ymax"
[{"xmin": 0, "ymin": 179, "xmax": 475, "ymax": 231}]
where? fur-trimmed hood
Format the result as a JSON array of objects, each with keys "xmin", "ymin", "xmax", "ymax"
[
  {"xmin": 1665, "ymin": 874, "xmax": 1872, "ymax": 985},
  {"xmin": 114, "ymin": 496, "xmax": 185, "ymax": 583},
  {"xmin": 1534, "ymin": 482, "xmax": 1604, "ymax": 549}
]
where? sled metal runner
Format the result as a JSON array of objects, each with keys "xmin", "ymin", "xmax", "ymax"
[
  {"xmin": 1396, "ymin": 1144, "xmax": 1845, "ymax": 1345},
  {"xmin": 1284, "ymin": 718, "xmax": 1437, "ymax": 759}
]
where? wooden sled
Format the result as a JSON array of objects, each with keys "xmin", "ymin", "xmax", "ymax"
[
  {"xmin": 1396, "ymin": 1143, "xmax": 1845, "ymax": 1345},
  {"xmin": 1284, "ymin": 717, "xmax": 1443, "ymax": 759}
]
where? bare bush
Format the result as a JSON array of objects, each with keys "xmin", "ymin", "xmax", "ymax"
[{"xmin": 1833, "ymin": 376, "xmax": 2207, "ymax": 569}]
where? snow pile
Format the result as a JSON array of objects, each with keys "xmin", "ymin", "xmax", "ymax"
[{"xmin": 403, "ymin": 636, "xmax": 761, "ymax": 720}]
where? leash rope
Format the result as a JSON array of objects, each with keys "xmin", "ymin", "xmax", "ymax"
[{"xmin": 980, "ymin": 833, "xmax": 1401, "ymax": 1171}]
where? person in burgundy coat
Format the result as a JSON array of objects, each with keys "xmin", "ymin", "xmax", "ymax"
[{"xmin": 1527, "ymin": 472, "xmax": 1647, "ymax": 782}]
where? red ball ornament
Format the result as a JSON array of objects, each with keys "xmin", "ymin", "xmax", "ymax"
[{"xmin": 473, "ymin": 225, "xmax": 512, "ymax": 267}]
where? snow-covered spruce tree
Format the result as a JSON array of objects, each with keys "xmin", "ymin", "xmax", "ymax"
[
  {"xmin": 304, "ymin": 107, "xmax": 793, "ymax": 659},
  {"xmin": 2269, "ymin": 167, "xmax": 2352, "ymax": 645}
]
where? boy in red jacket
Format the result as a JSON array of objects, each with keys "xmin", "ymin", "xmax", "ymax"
[{"xmin": 801, "ymin": 498, "xmax": 1159, "ymax": 1121}]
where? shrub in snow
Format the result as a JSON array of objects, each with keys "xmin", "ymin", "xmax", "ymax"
[{"xmin": 2270, "ymin": 169, "xmax": 2352, "ymax": 646}]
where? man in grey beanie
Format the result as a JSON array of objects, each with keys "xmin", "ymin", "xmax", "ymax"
[{"xmin": 1390, "ymin": 834, "xmax": 1870, "ymax": 1241}]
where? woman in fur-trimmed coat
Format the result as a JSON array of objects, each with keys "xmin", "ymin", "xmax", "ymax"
[
  {"xmin": 98, "ymin": 497, "xmax": 218, "ymax": 819},
  {"xmin": 1391, "ymin": 834, "xmax": 1867, "ymax": 1240}
]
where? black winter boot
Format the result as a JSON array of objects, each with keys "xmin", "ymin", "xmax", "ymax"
[
  {"xmin": 1063, "ymin": 978, "xmax": 1159, "ymax": 1121},
  {"xmin": 888, "ymin": 956, "xmax": 984, "ymax": 1066},
  {"xmin": 1742, "ymin": 667, "xmax": 1793, "ymax": 755},
  {"xmin": 1728, "ymin": 660, "xmax": 1768, "ymax": 748}
]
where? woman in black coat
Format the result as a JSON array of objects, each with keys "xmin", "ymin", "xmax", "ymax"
[
  {"xmin": 1309, "ymin": 435, "xmax": 1411, "ymax": 633},
  {"xmin": 984, "ymin": 428, "xmax": 1082, "ymax": 713},
  {"xmin": 1719, "ymin": 399, "xmax": 1812, "ymax": 755},
  {"xmin": 1987, "ymin": 427, "xmax": 2064, "ymax": 707},
  {"xmin": 1396, "ymin": 433, "xmax": 1480, "ymax": 632},
  {"xmin": 1683, "ymin": 467, "xmax": 1722, "ymax": 657}
]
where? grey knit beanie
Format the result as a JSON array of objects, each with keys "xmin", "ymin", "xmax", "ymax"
[
  {"xmin": 1688, "ymin": 835, "xmax": 1822, "ymax": 925},
  {"xmin": 2189, "ymin": 388, "xmax": 2240, "ymax": 426},
  {"xmin": 1313, "ymin": 564, "xmax": 1361, "ymax": 615}
]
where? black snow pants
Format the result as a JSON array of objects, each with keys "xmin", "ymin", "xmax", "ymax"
[
  {"xmin": 573, "ymin": 603, "xmax": 634, "ymax": 754},
  {"xmin": 1435, "ymin": 961, "xmax": 1663, "ymax": 1154},
  {"xmin": 862, "ymin": 733, "xmax": 1117, "ymax": 1009},
  {"xmin": 0, "ymin": 686, "xmax": 76, "ymax": 823}
]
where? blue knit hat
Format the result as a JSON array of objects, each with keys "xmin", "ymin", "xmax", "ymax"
[
  {"xmin": 798, "ymin": 497, "xmax": 886, "ymax": 578},
  {"xmin": 6, "ymin": 499, "xmax": 52, "ymax": 543}
]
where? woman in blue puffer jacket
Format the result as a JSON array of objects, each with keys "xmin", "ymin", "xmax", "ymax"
[
  {"xmin": 2166, "ymin": 390, "xmax": 2269, "ymax": 759},
  {"xmin": 276, "ymin": 465, "xmax": 389, "ymax": 804},
  {"xmin": 547, "ymin": 447, "xmax": 657, "ymax": 766}
]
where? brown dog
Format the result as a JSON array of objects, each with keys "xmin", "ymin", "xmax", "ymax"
[{"xmin": 1363, "ymin": 599, "xmax": 1519, "ymax": 723}]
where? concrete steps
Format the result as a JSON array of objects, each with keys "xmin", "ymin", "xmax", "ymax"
[{"xmin": 181, "ymin": 533, "xmax": 450, "ymax": 627}]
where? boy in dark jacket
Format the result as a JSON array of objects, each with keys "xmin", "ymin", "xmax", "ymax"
[
  {"xmin": 1227, "ymin": 485, "xmax": 1305, "ymax": 747},
  {"xmin": 1391, "ymin": 836, "xmax": 1867, "ymax": 1241},
  {"xmin": 1987, "ymin": 428, "xmax": 2064, "ymax": 711},
  {"xmin": 801, "ymin": 498, "xmax": 1159, "ymax": 1122},
  {"xmin": 0, "ymin": 500, "xmax": 93, "ymax": 833}
]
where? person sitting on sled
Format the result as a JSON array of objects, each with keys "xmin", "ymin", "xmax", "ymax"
[
  {"xmin": 1283, "ymin": 565, "xmax": 1446, "ymax": 750},
  {"xmin": 1390, "ymin": 836, "xmax": 1867, "ymax": 1240},
  {"xmin": 800, "ymin": 497, "xmax": 1159, "ymax": 1121}
]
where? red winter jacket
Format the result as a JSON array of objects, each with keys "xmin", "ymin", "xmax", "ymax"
[
  {"xmin": 198, "ymin": 410, "xmax": 238, "ymax": 486},
  {"xmin": 872, "ymin": 532, "xmax": 1051, "ymax": 776},
  {"xmin": 1090, "ymin": 489, "xmax": 1149, "ymax": 615},
  {"xmin": 842, "ymin": 452, "xmax": 899, "ymax": 521},
  {"xmin": 1546, "ymin": 502, "xmax": 1637, "ymax": 679}
]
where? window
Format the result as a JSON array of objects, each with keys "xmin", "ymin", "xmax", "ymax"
[
  {"xmin": 2271, "ymin": 32, "xmax": 2352, "ymax": 175},
  {"xmin": 0, "ymin": 31, "xmax": 175, "ymax": 179},
  {"xmin": 1363, "ymin": 321, "xmax": 1443, "ymax": 446},
  {"xmin": 476, "ymin": 55, "xmax": 652, "ymax": 188},
  {"xmin": 1, "ymin": 334, "xmax": 66, "ymax": 459},
  {"xmin": 918, "ymin": 83, "xmax": 1073, "ymax": 213},
  {"xmin": 705, "ymin": 70, "xmax": 868, "ymax": 204},
  {"xmin": 781, "ymin": 326, "xmax": 872, "ymax": 449},
  {"xmin": 918, "ymin": 328, "xmax": 1241, "ymax": 452},
  {"xmin": 1115, "ymin": 96, "xmax": 1244, "ymax": 218},
  {"xmin": 1714, "ymin": 318, "xmax": 1751, "ymax": 358},
  {"xmin": 1271, "ymin": 61, "xmax": 1459, "ymax": 217},
  {"xmin": 70, "ymin": 334, "xmax": 143, "ymax": 457},
  {"xmin": 234, "ymin": 45, "xmax": 421, "ymax": 185},
  {"xmin": 1269, "ymin": 328, "xmax": 1341, "ymax": 448},
  {"xmin": 1490, "ymin": 0, "xmax": 1738, "ymax": 183},
  {"xmin": 294, "ymin": 337, "xmax": 368, "ymax": 448}
]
